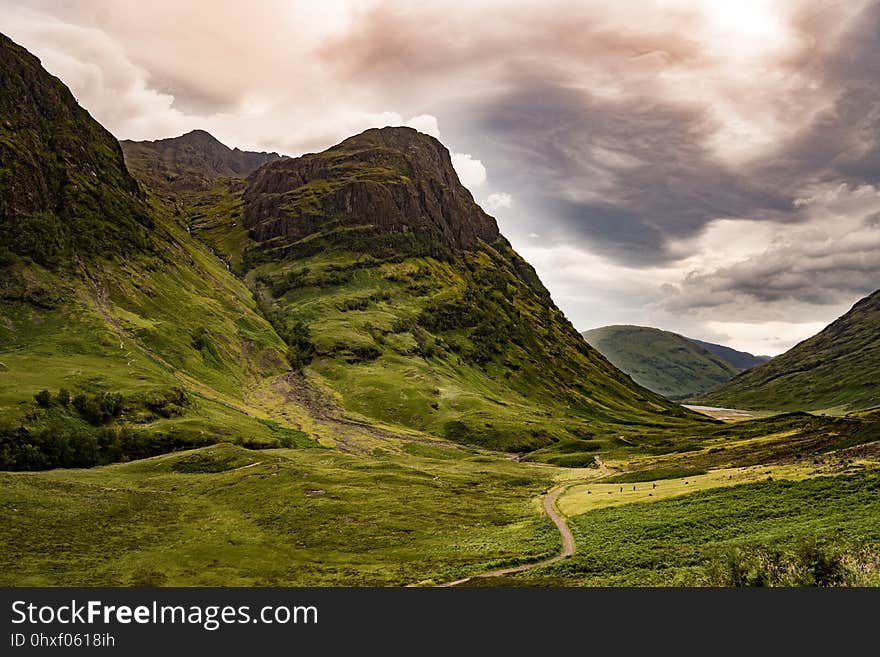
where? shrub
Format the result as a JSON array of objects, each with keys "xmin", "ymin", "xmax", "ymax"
[
  {"xmin": 191, "ymin": 326, "xmax": 209, "ymax": 350},
  {"xmin": 283, "ymin": 321, "xmax": 316, "ymax": 371},
  {"xmin": 143, "ymin": 387, "xmax": 189, "ymax": 418},
  {"xmin": 34, "ymin": 389, "xmax": 53, "ymax": 407},
  {"xmin": 72, "ymin": 391, "xmax": 124, "ymax": 425},
  {"xmin": 338, "ymin": 297, "xmax": 370, "ymax": 312},
  {"xmin": 412, "ymin": 326, "xmax": 437, "ymax": 358},
  {"xmin": 704, "ymin": 541, "xmax": 875, "ymax": 587}
]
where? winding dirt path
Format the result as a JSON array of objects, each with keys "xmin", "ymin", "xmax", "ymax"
[{"xmin": 438, "ymin": 486, "xmax": 574, "ymax": 587}]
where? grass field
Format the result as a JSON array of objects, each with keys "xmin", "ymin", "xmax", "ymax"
[
  {"xmin": 480, "ymin": 467, "xmax": 880, "ymax": 586},
  {"xmin": 0, "ymin": 443, "xmax": 561, "ymax": 586}
]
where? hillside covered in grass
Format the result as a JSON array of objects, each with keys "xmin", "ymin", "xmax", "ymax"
[
  {"xmin": 582, "ymin": 325, "xmax": 741, "ymax": 399},
  {"xmin": 697, "ymin": 290, "xmax": 880, "ymax": 413},
  {"xmin": 0, "ymin": 33, "xmax": 298, "ymax": 470},
  {"xmin": 0, "ymin": 29, "xmax": 703, "ymax": 472},
  {"xmin": 2, "ymin": 29, "xmax": 879, "ymax": 590},
  {"xmin": 130, "ymin": 126, "xmax": 702, "ymax": 456}
]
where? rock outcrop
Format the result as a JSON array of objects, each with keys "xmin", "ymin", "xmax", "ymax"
[{"xmin": 243, "ymin": 127, "xmax": 499, "ymax": 253}]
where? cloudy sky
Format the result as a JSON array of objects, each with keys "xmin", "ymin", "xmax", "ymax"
[{"xmin": 4, "ymin": 0, "xmax": 880, "ymax": 354}]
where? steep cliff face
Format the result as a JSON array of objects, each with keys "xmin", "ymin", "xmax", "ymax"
[
  {"xmin": 0, "ymin": 33, "xmax": 151, "ymax": 268},
  {"xmin": 122, "ymin": 129, "xmax": 282, "ymax": 192},
  {"xmin": 243, "ymin": 127, "xmax": 499, "ymax": 255}
]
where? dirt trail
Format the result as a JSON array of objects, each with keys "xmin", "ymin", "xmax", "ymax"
[{"xmin": 438, "ymin": 486, "xmax": 574, "ymax": 587}]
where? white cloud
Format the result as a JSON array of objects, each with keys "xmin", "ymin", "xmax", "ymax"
[
  {"xmin": 702, "ymin": 320, "xmax": 828, "ymax": 356},
  {"xmin": 451, "ymin": 152, "xmax": 487, "ymax": 190},
  {"xmin": 486, "ymin": 192, "xmax": 513, "ymax": 209},
  {"xmin": 405, "ymin": 114, "xmax": 440, "ymax": 138}
]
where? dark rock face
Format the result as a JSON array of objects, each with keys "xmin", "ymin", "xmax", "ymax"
[
  {"xmin": 243, "ymin": 127, "xmax": 500, "ymax": 253},
  {"xmin": 121, "ymin": 129, "xmax": 282, "ymax": 191}
]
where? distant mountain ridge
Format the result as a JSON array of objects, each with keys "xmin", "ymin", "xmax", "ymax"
[
  {"xmin": 121, "ymin": 129, "xmax": 282, "ymax": 192},
  {"xmin": 582, "ymin": 325, "xmax": 744, "ymax": 399},
  {"xmin": 697, "ymin": 289, "xmax": 880, "ymax": 413},
  {"xmin": 688, "ymin": 339, "xmax": 771, "ymax": 371}
]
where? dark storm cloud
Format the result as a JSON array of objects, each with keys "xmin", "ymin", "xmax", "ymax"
[
  {"xmin": 467, "ymin": 83, "xmax": 792, "ymax": 265},
  {"xmin": 759, "ymin": 1, "xmax": 880, "ymax": 186}
]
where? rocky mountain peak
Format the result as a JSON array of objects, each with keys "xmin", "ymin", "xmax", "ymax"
[
  {"xmin": 242, "ymin": 126, "xmax": 500, "ymax": 256},
  {"xmin": 121, "ymin": 130, "xmax": 282, "ymax": 192}
]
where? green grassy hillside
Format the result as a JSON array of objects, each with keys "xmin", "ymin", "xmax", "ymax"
[
  {"xmin": 582, "ymin": 325, "xmax": 740, "ymax": 399},
  {"xmin": 3, "ymin": 32, "xmax": 878, "ymax": 588},
  {"xmin": 0, "ymin": 33, "xmax": 298, "ymax": 470},
  {"xmin": 697, "ymin": 290, "xmax": 880, "ymax": 413},
  {"xmin": 518, "ymin": 470, "xmax": 880, "ymax": 586},
  {"xmin": 0, "ymin": 443, "xmax": 558, "ymax": 585},
  {"xmin": 145, "ymin": 127, "xmax": 703, "ymax": 455}
]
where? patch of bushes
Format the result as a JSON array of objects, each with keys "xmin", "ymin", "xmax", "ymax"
[
  {"xmin": 345, "ymin": 344, "xmax": 381, "ymax": 363},
  {"xmin": 34, "ymin": 387, "xmax": 189, "ymax": 424},
  {"xmin": 702, "ymin": 541, "xmax": 880, "ymax": 587},
  {"xmin": 279, "ymin": 321, "xmax": 316, "ymax": 371},
  {"xmin": 364, "ymin": 323, "xmax": 387, "ymax": 345},
  {"xmin": 338, "ymin": 296, "xmax": 370, "ymax": 312},
  {"xmin": 72, "ymin": 391, "xmax": 124, "ymax": 425},
  {"xmin": 141, "ymin": 387, "xmax": 189, "ymax": 418},
  {"xmin": 411, "ymin": 326, "xmax": 438, "ymax": 359},
  {"xmin": 0, "ymin": 421, "xmax": 214, "ymax": 471}
]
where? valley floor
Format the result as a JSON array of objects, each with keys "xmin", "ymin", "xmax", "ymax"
[{"xmin": 2, "ymin": 413, "xmax": 878, "ymax": 586}]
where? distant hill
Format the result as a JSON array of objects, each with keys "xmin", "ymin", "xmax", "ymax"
[
  {"xmin": 582, "ymin": 325, "xmax": 741, "ymax": 399},
  {"xmin": 688, "ymin": 339, "xmax": 770, "ymax": 371},
  {"xmin": 697, "ymin": 290, "xmax": 880, "ymax": 413}
]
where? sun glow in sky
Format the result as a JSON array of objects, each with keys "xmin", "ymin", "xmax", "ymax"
[
  {"xmin": 2, "ymin": 0, "xmax": 878, "ymax": 355},
  {"xmin": 701, "ymin": 0, "xmax": 790, "ymax": 43}
]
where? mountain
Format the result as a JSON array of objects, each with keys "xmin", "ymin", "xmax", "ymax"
[
  {"xmin": 228, "ymin": 126, "xmax": 698, "ymax": 452},
  {"xmin": 121, "ymin": 131, "xmax": 282, "ymax": 271},
  {"xmin": 142, "ymin": 126, "xmax": 704, "ymax": 452},
  {"xmin": 582, "ymin": 325, "xmax": 741, "ymax": 399},
  {"xmin": 0, "ymin": 32, "xmax": 697, "ymax": 471},
  {"xmin": 688, "ymin": 339, "xmax": 770, "ymax": 371},
  {"xmin": 697, "ymin": 290, "xmax": 880, "ymax": 413},
  {"xmin": 121, "ymin": 129, "xmax": 281, "ymax": 192},
  {"xmin": 4, "ymin": 33, "xmax": 880, "ymax": 589},
  {"xmin": 0, "ymin": 34, "xmax": 152, "ymax": 270},
  {"xmin": 0, "ymin": 33, "xmax": 293, "ymax": 470}
]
